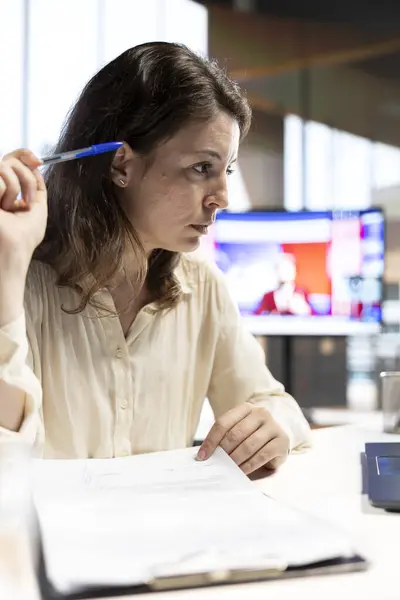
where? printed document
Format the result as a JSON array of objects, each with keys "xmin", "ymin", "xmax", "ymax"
[{"xmin": 33, "ymin": 447, "xmax": 354, "ymax": 594}]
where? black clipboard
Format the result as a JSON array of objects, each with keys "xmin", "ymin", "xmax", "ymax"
[{"xmin": 35, "ymin": 517, "xmax": 368, "ymax": 600}]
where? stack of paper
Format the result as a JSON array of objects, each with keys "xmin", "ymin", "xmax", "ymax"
[{"xmin": 33, "ymin": 447, "xmax": 358, "ymax": 596}]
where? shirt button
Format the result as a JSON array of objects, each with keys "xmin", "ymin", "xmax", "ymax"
[
  {"xmin": 116, "ymin": 347, "xmax": 124, "ymax": 359},
  {"xmin": 120, "ymin": 399, "xmax": 128, "ymax": 410}
]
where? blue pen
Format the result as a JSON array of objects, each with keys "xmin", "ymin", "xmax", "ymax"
[{"xmin": 41, "ymin": 142, "xmax": 123, "ymax": 165}]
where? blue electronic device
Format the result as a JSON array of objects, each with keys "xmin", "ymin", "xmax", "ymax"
[{"xmin": 362, "ymin": 443, "xmax": 400, "ymax": 511}]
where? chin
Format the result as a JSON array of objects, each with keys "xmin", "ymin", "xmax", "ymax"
[
  {"xmin": 183, "ymin": 238, "xmax": 201, "ymax": 252},
  {"xmin": 161, "ymin": 238, "xmax": 200, "ymax": 253}
]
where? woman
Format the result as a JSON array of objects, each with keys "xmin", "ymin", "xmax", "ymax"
[
  {"xmin": 0, "ymin": 42, "xmax": 311, "ymax": 473},
  {"xmin": 254, "ymin": 253, "xmax": 312, "ymax": 316}
]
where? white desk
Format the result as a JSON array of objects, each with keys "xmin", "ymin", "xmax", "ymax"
[
  {"xmin": 310, "ymin": 408, "xmax": 384, "ymax": 429},
  {"xmin": 11, "ymin": 425, "xmax": 400, "ymax": 600},
  {"xmin": 117, "ymin": 425, "xmax": 400, "ymax": 600}
]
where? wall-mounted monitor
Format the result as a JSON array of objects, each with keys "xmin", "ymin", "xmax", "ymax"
[{"xmin": 205, "ymin": 209, "xmax": 384, "ymax": 336}]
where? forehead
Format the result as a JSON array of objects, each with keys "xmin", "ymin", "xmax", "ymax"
[
  {"xmin": 279, "ymin": 256, "xmax": 296, "ymax": 270},
  {"xmin": 155, "ymin": 112, "xmax": 240, "ymax": 160}
]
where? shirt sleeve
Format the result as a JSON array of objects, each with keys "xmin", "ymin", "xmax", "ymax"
[
  {"xmin": 206, "ymin": 266, "xmax": 312, "ymax": 453},
  {"xmin": 0, "ymin": 277, "xmax": 44, "ymax": 453}
]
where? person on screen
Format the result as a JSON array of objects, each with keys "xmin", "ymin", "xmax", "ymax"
[
  {"xmin": 254, "ymin": 253, "xmax": 312, "ymax": 316},
  {"xmin": 0, "ymin": 42, "xmax": 310, "ymax": 474}
]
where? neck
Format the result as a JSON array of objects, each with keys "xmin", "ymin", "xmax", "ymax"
[{"xmin": 108, "ymin": 246, "xmax": 148, "ymax": 293}]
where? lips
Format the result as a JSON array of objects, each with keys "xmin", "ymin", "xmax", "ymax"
[{"xmin": 190, "ymin": 224, "xmax": 209, "ymax": 234}]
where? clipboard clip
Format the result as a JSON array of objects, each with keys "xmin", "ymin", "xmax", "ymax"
[{"xmin": 149, "ymin": 549, "xmax": 288, "ymax": 591}]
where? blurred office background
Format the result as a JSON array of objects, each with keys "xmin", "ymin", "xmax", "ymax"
[{"xmin": 2, "ymin": 0, "xmax": 400, "ymax": 428}]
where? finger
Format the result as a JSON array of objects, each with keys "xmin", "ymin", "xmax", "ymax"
[
  {"xmin": 0, "ymin": 163, "xmax": 22, "ymax": 211},
  {"xmin": 197, "ymin": 403, "xmax": 253, "ymax": 461},
  {"xmin": 30, "ymin": 168, "xmax": 47, "ymax": 204},
  {"xmin": 240, "ymin": 438, "xmax": 286, "ymax": 475},
  {"xmin": 33, "ymin": 167, "xmax": 46, "ymax": 192},
  {"xmin": 265, "ymin": 453, "xmax": 287, "ymax": 471},
  {"xmin": 24, "ymin": 169, "xmax": 47, "ymax": 220},
  {"xmin": 4, "ymin": 158, "xmax": 38, "ymax": 205},
  {"xmin": 219, "ymin": 412, "xmax": 266, "ymax": 456},
  {"xmin": 228, "ymin": 422, "xmax": 275, "ymax": 466},
  {"xmin": 0, "ymin": 175, "xmax": 5, "ymax": 202},
  {"xmin": 2, "ymin": 148, "xmax": 42, "ymax": 169}
]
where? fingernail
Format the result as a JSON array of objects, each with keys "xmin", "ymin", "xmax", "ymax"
[
  {"xmin": 13, "ymin": 199, "xmax": 26, "ymax": 210},
  {"xmin": 196, "ymin": 448, "xmax": 207, "ymax": 461}
]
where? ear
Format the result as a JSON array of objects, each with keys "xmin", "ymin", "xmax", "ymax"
[{"xmin": 110, "ymin": 142, "xmax": 141, "ymax": 188}]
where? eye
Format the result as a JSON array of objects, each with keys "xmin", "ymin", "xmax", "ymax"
[
  {"xmin": 192, "ymin": 162, "xmax": 213, "ymax": 175},
  {"xmin": 192, "ymin": 162, "xmax": 236, "ymax": 177}
]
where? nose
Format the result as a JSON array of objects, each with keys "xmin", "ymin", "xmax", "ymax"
[{"xmin": 203, "ymin": 183, "xmax": 229, "ymax": 211}]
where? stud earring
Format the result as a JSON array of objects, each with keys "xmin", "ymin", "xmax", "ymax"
[{"xmin": 119, "ymin": 179, "xmax": 126, "ymax": 187}]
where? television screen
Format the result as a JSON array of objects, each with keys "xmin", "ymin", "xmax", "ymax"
[{"xmin": 204, "ymin": 209, "xmax": 384, "ymax": 335}]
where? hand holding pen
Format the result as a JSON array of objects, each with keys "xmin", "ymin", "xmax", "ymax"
[
  {"xmin": 0, "ymin": 142, "xmax": 123, "ymax": 280},
  {"xmin": 0, "ymin": 141, "xmax": 123, "ymax": 211}
]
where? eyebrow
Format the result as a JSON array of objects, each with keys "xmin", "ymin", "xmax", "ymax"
[{"xmin": 194, "ymin": 149, "xmax": 237, "ymax": 163}]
